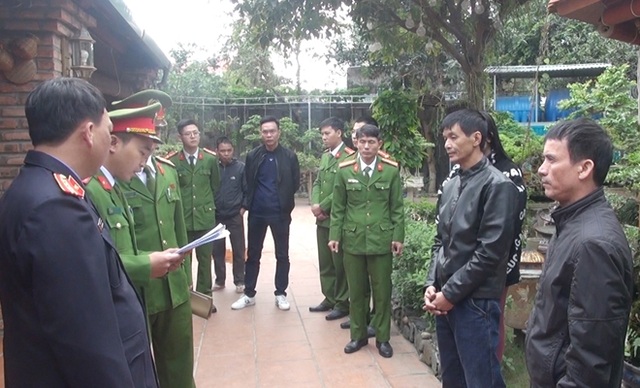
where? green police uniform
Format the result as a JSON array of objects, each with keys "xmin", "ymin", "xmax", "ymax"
[
  {"xmin": 120, "ymin": 156, "xmax": 195, "ymax": 388},
  {"xmin": 85, "ymin": 169, "xmax": 151, "ymax": 293},
  {"xmin": 311, "ymin": 143, "xmax": 354, "ymax": 312},
  {"xmin": 329, "ymin": 156, "xmax": 404, "ymax": 343},
  {"xmin": 168, "ymin": 148, "xmax": 220, "ymax": 295}
]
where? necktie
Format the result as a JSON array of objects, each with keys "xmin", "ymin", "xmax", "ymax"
[
  {"xmin": 189, "ymin": 155, "xmax": 196, "ymax": 166},
  {"xmin": 144, "ymin": 166, "xmax": 156, "ymax": 195},
  {"xmin": 363, "ymin": 166, "xmax": 372, "ymax": 183}
]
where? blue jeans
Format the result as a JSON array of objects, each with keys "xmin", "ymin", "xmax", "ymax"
[
  {"xmin": 244, "ymin": 215, "xmax": 291, "ymax": 297},
  {"xmin": 436, "ymin": 298, "xmax": 505, "ymax": 388}
]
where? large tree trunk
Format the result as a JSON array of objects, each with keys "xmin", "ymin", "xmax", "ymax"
[
  {"xmin": 418, "ymin": 94, "xmax": 442, "ymax": 193},
  {"xmin": 465, "ymin": 64, "xmax": 486, "ymax": 110}
]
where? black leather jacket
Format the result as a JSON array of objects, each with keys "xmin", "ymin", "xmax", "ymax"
[
  {"xmin": 426, "ymin": 157, "xmax": 518, "ymax": 304},
  {"xmin": 243, "ymin": 144, "xmax": 300, "ymax": 217},
  {"xmin": 525, "ymin": 188, "xmax": 633, "ymax": 387}
]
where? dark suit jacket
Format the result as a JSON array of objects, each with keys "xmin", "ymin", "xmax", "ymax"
[{"xmin": 0, "ymin": 150, "xmax": 158, "ymax": 387}]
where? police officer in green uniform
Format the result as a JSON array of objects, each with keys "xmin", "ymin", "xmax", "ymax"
[
  {"xmin": 168, "ymin": 120, "xmax": 221, "ymax": 295},
  {"xmin": 339, "ymin": 115, "xmax": 393, "ymax": 332},
  {"xmin": 114, "ymin": 91, "xmax": 196, "ymax": 388},
  {"xmin": 329, "ymin": 123, "xmax": 404, "ymax": 359},
  {"xmin": 85, "ymin": 103, "xmax": 185, "ymax": 295},
  {"xmin": 310, "ymin": 117, "xmax": 354, "ymax": 320}
]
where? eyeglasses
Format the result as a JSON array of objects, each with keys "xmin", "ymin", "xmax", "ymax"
[{"xmin": 182, "ymin": 131, "xmax": 200, "ymax": 137}]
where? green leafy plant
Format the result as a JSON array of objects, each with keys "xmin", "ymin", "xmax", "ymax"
[
  {"xmin": 561, "ymin": 64, "xmax": 639, "ymax": 154},
  {"xmin": 392, "ymin": 200, "xmax": 438, "ymax": 317},
  {"xmin": 371, "ymin": 90, "xmax": 431, "ymax": 171},
  {"xmin": 624, "ymin": 225, "xmax": 640, "ymax": 365}
]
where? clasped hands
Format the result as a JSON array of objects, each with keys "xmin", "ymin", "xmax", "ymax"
[{"xmin": 423, "ymin": 286, "xmax": 453, "ymax": 316}]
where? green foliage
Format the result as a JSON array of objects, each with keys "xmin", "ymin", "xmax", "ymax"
[
  {"xmin": 392, "ymin": 217, "xmax": 436, "ymax": 312},
  {"xmin": 560, "ymin": 64, "xmax": 639, "ymax": 153},
  {"xmin": 491, "ymin": 111, "xmax": 545, "ymax": 198},
  {"xmin": 371, "ymin": 90, "xmax": 431, "ymax": 171},
  {"xmin": 606, "ymin": 191, "xmax": 639, "ymax": 225},
  {"xmin": 404, "ymin": 199, "xmax": 437, "ymax": 223},
  {"xmin": 232, "ymin": 0, "xmax": 534, "ymax": 109},
  {"xmin": 624, "ymin": 225, "xmax": 640, "ymax": 365},
  {"xmin": 491, "ymin": 111, "xmax": 544, "ymax": 166},
  {"xmin": 239, "ymin": 114, "xmax": 322, "ymax": 162}
]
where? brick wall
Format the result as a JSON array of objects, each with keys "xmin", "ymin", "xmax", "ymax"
[{"xmin": 0, "ymin": 0, "xmax": 96, "ymax": 196}]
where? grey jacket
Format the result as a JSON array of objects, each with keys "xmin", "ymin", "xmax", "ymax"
[
  {"xmin": 426, "ymin": 157, "xmax": 518, "ymax": 304},
  {"xmin": 525, "ymin": 187, "xmax": 633, "ymax": 387}
]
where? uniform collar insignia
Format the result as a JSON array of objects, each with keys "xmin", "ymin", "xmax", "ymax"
[
  {"xmin": 97, "ymin": 175, "xmax": 112, "ymax": 191},
  {"xmin": 53, "ymin": 173, "xmax": 85, "ymax": 199}
]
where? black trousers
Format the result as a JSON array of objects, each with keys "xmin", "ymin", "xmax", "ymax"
[
  {"xmin": 212, "ymin": 213, "xmax": 246, "ymax": 286},
  {"xmin": 244, "ymin": 214, "xmax": 291, "ymax": 297}
]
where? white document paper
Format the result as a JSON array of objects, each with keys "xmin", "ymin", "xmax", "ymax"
[{"xmin": 176, "ymin": 223, "xmax": 230, "ymax": 254}]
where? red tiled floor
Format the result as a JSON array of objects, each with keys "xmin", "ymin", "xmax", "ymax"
[
  {"xmin": 193, "ymin": 199, "xmax": 440, "ymax": 387},
  {"xmin": 0, "ymin": 199, "xmax": 439, "ymax": 387}
]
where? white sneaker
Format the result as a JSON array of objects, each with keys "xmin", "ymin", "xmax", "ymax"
[
  {"xmin": 231, "ymin": 295, "xmax": 255, "ymax": 310},
  {"xmin": 275, "ymin": 295, "xmax": 290, "ymax": 311}
]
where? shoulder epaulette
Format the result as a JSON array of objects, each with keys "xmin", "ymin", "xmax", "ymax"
[
  {"xmin": 54, "ymin": 173, "xmax": 85, "ymax": 199},
  {"xmin": 339, "ymin": 159, "xmax": 357, "ymax": 168},
  {"xmin": 381, "ymin": 157, "xmax": 399, "ymax": 168},
  {"xmin": 378, "ymin": 150, "xmax": 391, "ymax": 159},
  {"xmin": 202, "ymin": 147, "xmax": 217, "ymax": 156},
  {"xmin": 165, "ymin": 150, "xmax": 179, "ymax": 159},
  {"xmin": 344, "ymin": 147, "xmax": 355, "ymax": 155},
  {"xmin": 155, "ymin": 156, "xmax": 175, "ymax": 167}
]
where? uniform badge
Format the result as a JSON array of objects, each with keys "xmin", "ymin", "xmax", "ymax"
[{"xmin": 53, "ymin": 173, "xmax": 85, "ymax": 199}]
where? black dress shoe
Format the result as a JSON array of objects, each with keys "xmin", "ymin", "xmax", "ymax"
[
  {"xmin": 367, "ymin": 326, "xmax": 376, "ymax": 338},
  {"xmin": 344, "ymin": 339, "xmax": 368, "ymax": 354},
  {"xmin": 309, "ymin": 303, "xmax": 332, "ymax": 312},
  {"xmin": 325, "ymin": 309, "xmax": 349, "ymax": 321},
  {"xmin": 376, "ymin": 341, "xmax": 393, "ymax": 358},
  {"xmin": 340, "ymin": 319, "xmax": 350, "ymax": 329}
]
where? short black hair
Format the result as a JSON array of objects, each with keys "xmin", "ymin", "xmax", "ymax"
[
  {"xmin": 441, "ymin": 109, "xmax": 487, "ymax": 150},
  {"xmin": 355, "ymin": 124, "xmax": 381, "ymax": 139},
  {"xmin": 319, "ymin": 117, "xmax": 344, "ymax": 133},
  {"xmin": 260, "ymin": 115, "xmax": 280, "ymax": 129},
  {"xmin": 545, "ymin": 118, "xmax": 613, "ymax": 186},
  {"xmin": 177, "ymin": 119, "xmax": 198, "ymax": 135},
  {"xmin": 216, "ymin": 136, "xmax": 233, "ymax": 148},
  {"xmin": 25, "ymin": 78, "xmax": 106, "ymax": 146},
  {"xmin": 354, "ymin": 116, "xmax": 378, "ymax": 127}
]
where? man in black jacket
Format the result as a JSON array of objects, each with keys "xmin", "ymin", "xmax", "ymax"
[
  {"xmin": 525, "ymin": 119, "xmax": 633, "ymax": 387},
  {"xmin": 232, "ymin": 116, "xmax": 300, "ymax": 311},
  {"xmin": 212, "ymin": 136, "xmax": 247, "ymax": 294},
  {"xmin": 0, "ymin": 78, "xmax": 158, "ymax": 387},
  {"xmin": 424, "ymin": 109, "xmax": 517, "ymax": 387}
]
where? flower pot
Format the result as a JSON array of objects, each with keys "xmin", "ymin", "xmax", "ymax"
[{"xmin": 623, "ymin": 360, "xmax": 640, "ymax": 388}]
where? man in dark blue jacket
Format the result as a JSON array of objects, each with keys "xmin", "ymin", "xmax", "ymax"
[
  {"xmin": 232, "ymin": 116, "xmax": 300, "ymax": 311},
  {"xmin": 0, "ymin": 78, "xmax": 157, "ymax": 387}
]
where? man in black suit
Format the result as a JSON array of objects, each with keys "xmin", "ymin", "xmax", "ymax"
[{"xmin": 0, "ymin": 78, "xmax": 158, "ymax": 387}]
